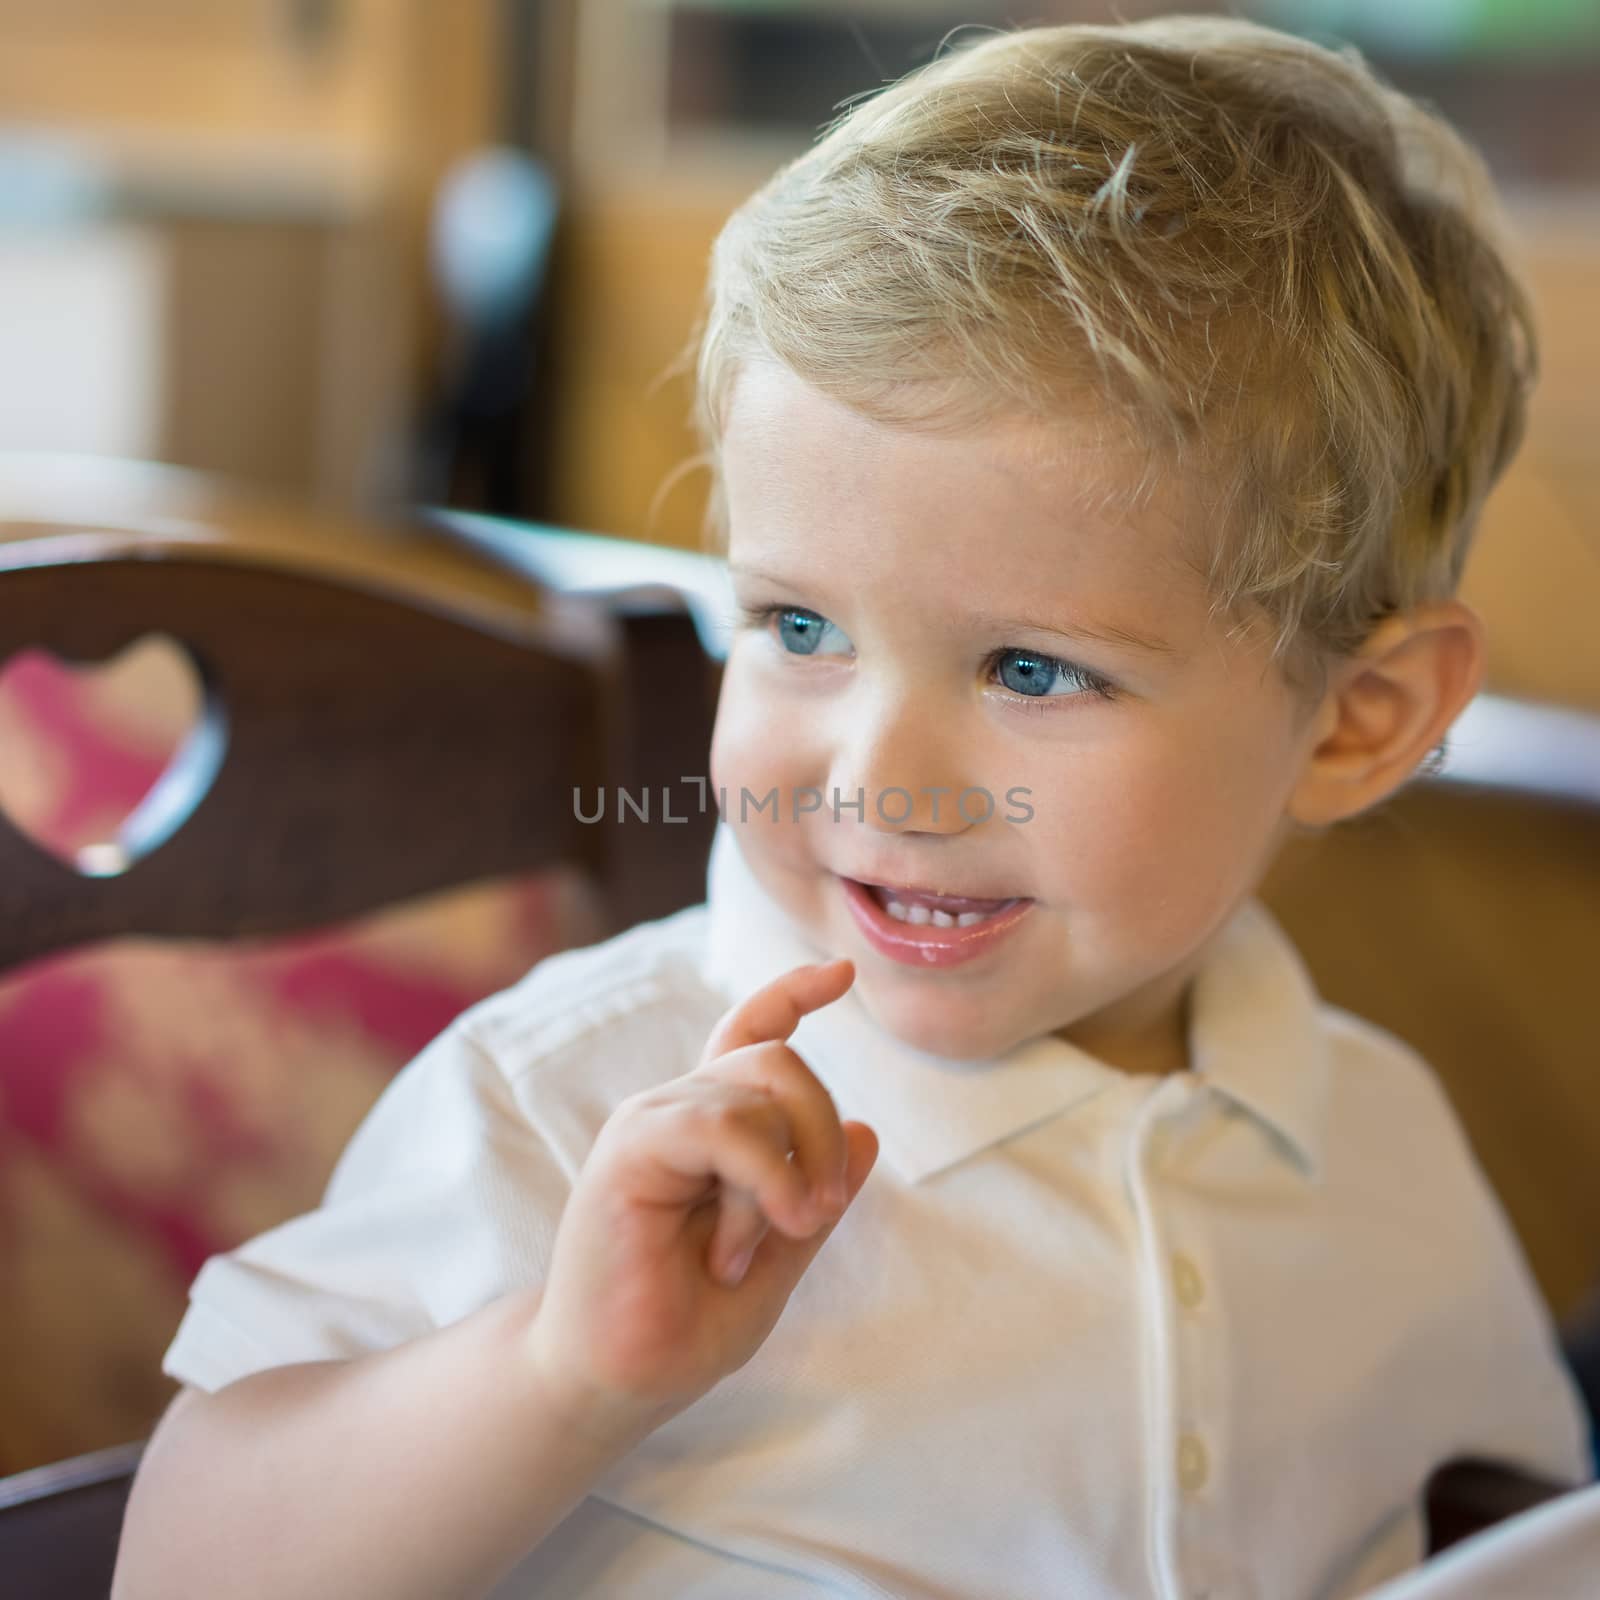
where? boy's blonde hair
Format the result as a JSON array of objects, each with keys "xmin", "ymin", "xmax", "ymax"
[{"xmin": 687, "ymin": 14, "xmax": 1536, "ymax": 711}]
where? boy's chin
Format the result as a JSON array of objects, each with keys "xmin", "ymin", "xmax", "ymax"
[{"xmin": 853, "ymin": 971, "xmax": 1032, "ymax": 1062}]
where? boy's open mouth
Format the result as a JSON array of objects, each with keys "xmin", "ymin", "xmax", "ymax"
[
  {"xmin": 840, "ymin": 876, "xmax": 1035, "ymax": 968},
  {"xmin": 859, "ymin": 880, "xmax": 1023, "ymax": 927}
]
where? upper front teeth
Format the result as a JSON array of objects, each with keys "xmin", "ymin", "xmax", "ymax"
[{"xmin": 884, "ymin": 898, "xmax": 985, "ymax": 928}]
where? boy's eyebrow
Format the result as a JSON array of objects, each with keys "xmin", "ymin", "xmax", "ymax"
[
  {"xmin": 728, "ymin": 564, "xmax": 1184, "ymax": 661},
  {"xmin": 972, "ymin": 607, "xmax": 1187, "ymax": 661}
]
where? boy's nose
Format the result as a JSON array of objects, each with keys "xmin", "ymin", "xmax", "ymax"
[{"xmin": 830, "ymin": 701, "xmax": 976, "ymax": 836}]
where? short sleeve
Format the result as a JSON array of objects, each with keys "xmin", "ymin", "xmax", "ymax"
[{"xmin": 161, "ymin": 1021, "xmax": 571, "ymax": 1395}]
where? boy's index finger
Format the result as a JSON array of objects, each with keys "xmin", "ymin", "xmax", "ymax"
[{"xmin": 704, "ymin": 958, "xmax": 854, "ymax": 1059}]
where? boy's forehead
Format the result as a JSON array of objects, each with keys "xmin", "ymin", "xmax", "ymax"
[
  {"xmin": 726, "ymin": 355, "xmax": 1143, "ymax": 460},
  {"xmin": 726, "ymin": 360, "xmax": 1190, "ymax": 515},
  {"xmin": 723, "ymin": 359, "xmax": 1209, "ymax": 589}
]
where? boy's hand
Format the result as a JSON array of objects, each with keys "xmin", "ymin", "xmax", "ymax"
[{"xmin": 524, "ymin": 958, "xmax": 878, "ymax": 1442}]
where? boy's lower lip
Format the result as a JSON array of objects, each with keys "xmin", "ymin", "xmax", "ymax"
[{"xmin": 839, "ymin": 876, "xmax": 1034, "ymax": 968}]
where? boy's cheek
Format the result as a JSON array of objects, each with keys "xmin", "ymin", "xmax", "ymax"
[
  {"xmin": 708, "ymin": 709, "xmax": 783, "ymax": 826},
  {"xmin": 707, "ymin": 675, "xmax": 751, "ymax": 798},
  {"xmin": 707, "ymin": 704, "xmax": 754, "ymax": 807},
  {"xmin": 709, "ymin": 673, "xmax": 815, "ymax": 801}
]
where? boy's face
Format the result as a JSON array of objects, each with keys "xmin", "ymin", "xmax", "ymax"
[{"xmin": 709, "ymin": 359, "xmax": 1327, "ymax": 1071}]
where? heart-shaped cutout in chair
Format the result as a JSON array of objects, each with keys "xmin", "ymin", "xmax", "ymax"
[{"xmin": 0, "ymin": 634, "xmax": 226, "ymax": 878}]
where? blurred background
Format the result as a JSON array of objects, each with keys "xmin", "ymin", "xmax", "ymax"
[
  {"xmin": 0, "ymin": 2, "xmax": 1593, "ymax": 577},
  {"xmin": 0, "ymin": 0, "xmax": 1597, "ymax": 1480}
]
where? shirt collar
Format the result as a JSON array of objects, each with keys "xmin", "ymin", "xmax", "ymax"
[{"xmin": 702, "ymin": 825, "xmax": 1330, "ymax": 1186}]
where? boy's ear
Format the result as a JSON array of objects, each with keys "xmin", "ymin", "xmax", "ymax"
[{"xmin": 1286, "ymin": 599, "xmax": 1488, "ymax": 828}]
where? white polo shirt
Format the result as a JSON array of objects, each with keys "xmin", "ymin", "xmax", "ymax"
[{"xmin": 162, "ymin": 826, "xmax": 1593, "ymax": 1599}]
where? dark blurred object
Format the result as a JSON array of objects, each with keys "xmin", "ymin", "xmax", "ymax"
[
  {"xmin": 414, "ymin": 149, "xmax": 560, "ymax": 517},
  {"xmin": 0, "ymin": 1442, "xmax": 144, "ymax": 1600},
  {"xmin": 0, "ymin": 1446, "xmax": 144, "ymax": 1600},
  {"xmin": 1567, "ymin": 1282, "xmax": 1600, "ymax": 1470},
  {"xmin": 1423, "ymin": 1457, "xmax": 1586, "ymax": 1556}
]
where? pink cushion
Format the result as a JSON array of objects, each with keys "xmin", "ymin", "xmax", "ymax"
[{"xmin": 0, "ymin": 647, "xmax": 595, "ymax": 1473}]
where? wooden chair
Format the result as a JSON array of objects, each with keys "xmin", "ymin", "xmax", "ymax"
[
  {"xmin": 0, "ymin": 465, "xmax": 1594, "ymax": 1590},
  {"xmin": 0, "ymin": 473, "xmax": 718, "ymax": 1597}
]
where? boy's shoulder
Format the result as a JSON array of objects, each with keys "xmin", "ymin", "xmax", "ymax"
[
  {"xmin": 1317, "ymin": 1000, "xmax": 1455, "ymax": 1115},
  {"xmin": 456, "ymin": 900, "xmax": 726, "ymax": 1094},
  {"xmin": 1313, "ymin": 999, "xmax": 1497, "ymax": 1190}
]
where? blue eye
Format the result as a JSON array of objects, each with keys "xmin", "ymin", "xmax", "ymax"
[
  {"xmin": 774, "ymin": 607, "xmax": 851, "ymax": 657},
  {"xmin": 993, "ymin": 648, "xmax": 1116, "ymax": 701}
]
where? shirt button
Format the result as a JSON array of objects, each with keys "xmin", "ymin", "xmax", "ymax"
[
  {"xmin": 1177, "ymin": 1433, "xmax": 1210, "ymax": 1494},
  {"xmin": 1173, "ymin": 1252, "xmax": 1205, "ymax": 1310}
]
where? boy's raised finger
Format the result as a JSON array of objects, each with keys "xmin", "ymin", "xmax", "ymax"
[{"xmin": 703, "ymin": 958, "xmax": 854, "ymax": 1060}]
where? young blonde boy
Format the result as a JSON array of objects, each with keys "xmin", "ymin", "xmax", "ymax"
[{"xmin": 115, "ymin": 15, "xmax": 1592, "ymax": 1600}]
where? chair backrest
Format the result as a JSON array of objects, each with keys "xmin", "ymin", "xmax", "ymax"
[{"xmin": 0, "ymin": 506, "xmax": 720, "ymax": 975}]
